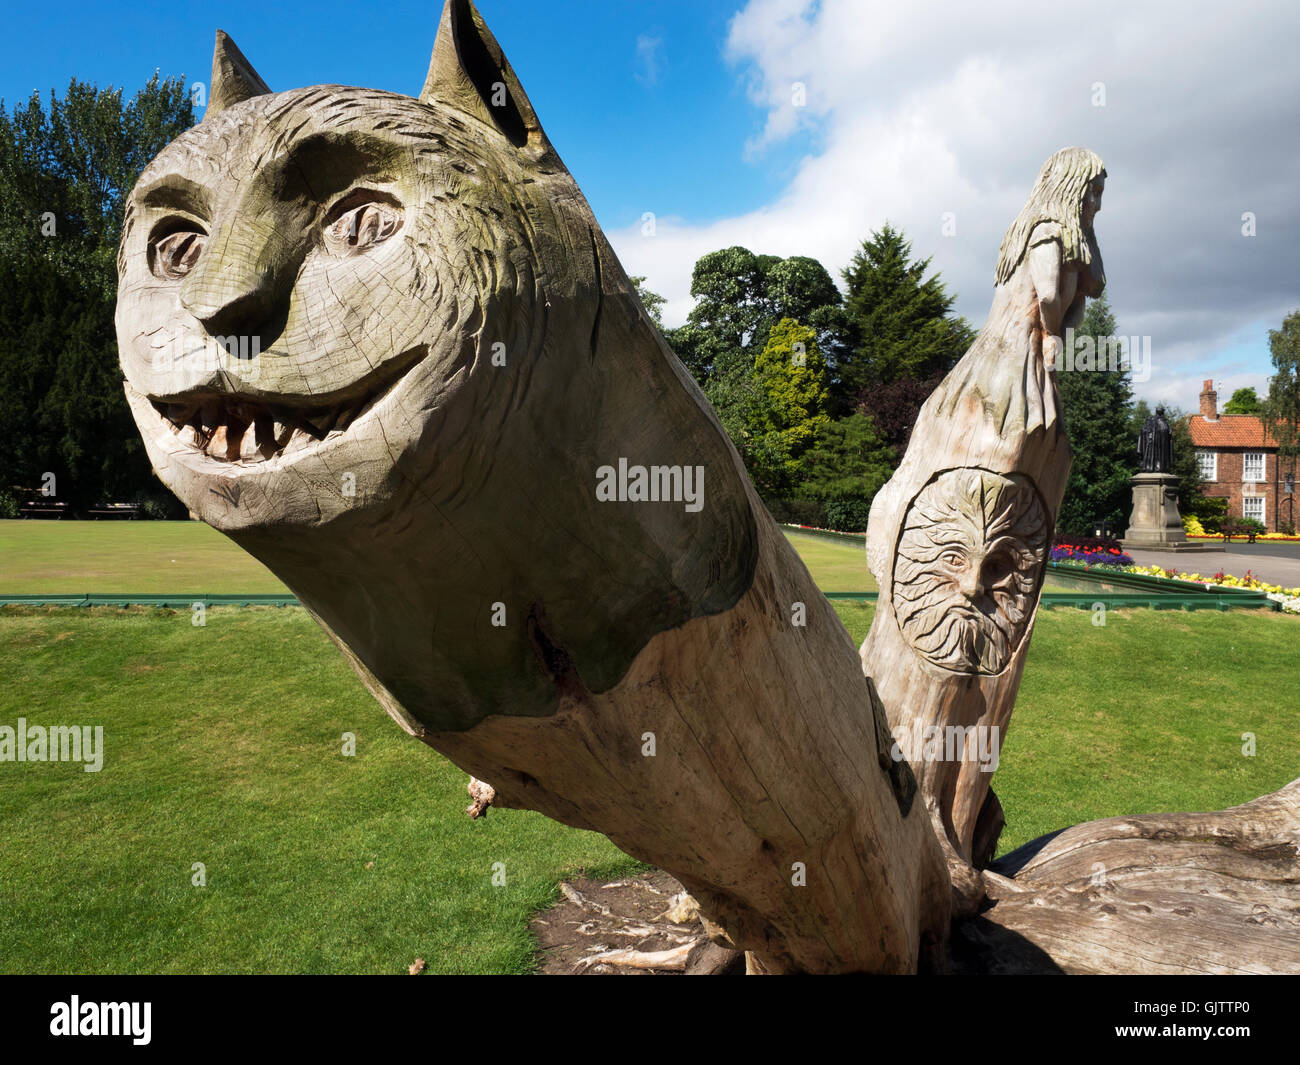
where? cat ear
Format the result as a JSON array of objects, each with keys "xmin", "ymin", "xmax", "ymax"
[
  {"xmin": 208, "ymin": 30, "xmax": 272, "ymax": 117},
  {"xmin": 420, "ymin": 0, "xmax": 549, "ymax": 152}
]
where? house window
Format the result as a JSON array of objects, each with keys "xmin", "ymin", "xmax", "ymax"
[
  {"xmin": 1243, "ymin": 452, "xmax": 1265, "ymax": 481},
  {"xmin": 1196, "ymin": 450, "xmax": 1217, "ymax": 481},
  {"xmin": 1243, "ymin": 496, "xmax": 1265, "ymax": 524}
]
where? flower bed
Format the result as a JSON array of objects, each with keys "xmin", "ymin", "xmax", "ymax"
[
  {"xmin": 1185, "ymin": 532, "xmax": 1300, "ymax": 542},
  {"xmin": 1057, "ymin": 559, "xmax": 1300, "ymax": 614},
  {"xmin": 1183, "ymin": 515, "xmax": 1300, "ymax": 542},
  {"xmin": 1051, "ymin": 536, "xmax": 1133, "ymax": 567}
]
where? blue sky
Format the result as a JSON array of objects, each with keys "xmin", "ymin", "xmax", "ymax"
[
  {"xmin": 1, "ymin": 1, "xmax": 808, "ymax": 230},
  {"xmin": 5, "ymin": 0, "xmax": 1299, "ymax": 412}
]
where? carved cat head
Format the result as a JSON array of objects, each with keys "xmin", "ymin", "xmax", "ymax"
[
  {"xmin": 116, "ymin": 0, "xmax": 757, "ymax": 723},
  {"xmin": 117, "ymin": 1, "xmax": 594, "ymax": 531}
]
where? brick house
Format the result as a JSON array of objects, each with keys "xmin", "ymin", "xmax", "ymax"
[{"xmin": 1186, "ymin": 380, "xmax": 1297, "ymax": 532}]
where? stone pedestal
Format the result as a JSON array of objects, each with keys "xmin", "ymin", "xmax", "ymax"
[{"xmin": 1122, "ymin": 472, "xmax": 1222, "ymax": 553}]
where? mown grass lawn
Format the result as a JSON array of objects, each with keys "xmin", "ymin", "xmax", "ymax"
[
  {"xmin": 0, "ymin": 520, "xmax": 286, "ymax": 594},
  {"xmin": 0, "ymin": 607, "xmax": 639, "ymax": 974},
  {"xmin": 1, "ymin": 523, "xmax": 1296, "ymax": 973},
  {"xmin": 0, "ymin": 520, "xmax": 1074, "ymax": 595},
  {"xmin": 834, "ymin": 603, "xmax": 1298, "ymax": 853},
  {"xmin": 782, "ymin": 530, "xmax": 877, "ymax": 591}
]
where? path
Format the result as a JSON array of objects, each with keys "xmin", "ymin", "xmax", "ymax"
[{"xmin": 1127, "ymin": 544, "xmax": 1300, "ymax": 589}]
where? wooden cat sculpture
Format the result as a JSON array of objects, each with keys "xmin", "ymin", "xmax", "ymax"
[
  {"xmin": 119, "ymin": 2, "xmax": 1298, "ymax": 974},
  {"xmin": 115, "ymin": 0, "xmax": 949, "ymax": 974}
]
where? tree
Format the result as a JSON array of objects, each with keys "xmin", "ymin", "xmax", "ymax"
[
  {"xmin": 1054, "ymin": 294, "xmax": 1136, "ymax": 534},
  {"xmin": 735, "ymin": 318, "xmax": 830, "ymax": 497},
  {"xmin": 838, "ymin": 223, "xmax": 974, "ymax": 408},
  {"xmin": 855, "ymin": 373, "xmax": 944, "ymax": 455},
  {"xmin": 628, "ymin": 275, "xmax": 665, "ymax": 327},
  {"xmin": 665, "ymin": 246, "xmax": 841, "ymax": 390},
  {"xmin": 1223, "ymin": 385, "xmax": 1262, "ymax": 415},
  {"xmin": 664, "ymin": 247, "xmax": 843, "ymax": 496},
  {"xmin": 0, "ymin": 74, "xmax": 193, "ymax": 515},
  {"xmin": 1262, "ymin": 310, "xmax": 1300, "ymax": 532},
  {"xmin": 797, "ymin": 412, "xmax": 896, "ymax": 530}
]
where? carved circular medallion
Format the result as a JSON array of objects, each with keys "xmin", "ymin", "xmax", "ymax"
[{"xmin": 892, "ymin": 468, "xmax": 1049, "ymax": 675}]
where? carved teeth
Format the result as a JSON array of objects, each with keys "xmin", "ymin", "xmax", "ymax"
[
  {"xmin": 300, "ymin": 410, "xmax": 335, "ymax": 439},
  {"xmin": 335, "ymin": 404, "xmax": 360, "ymax": 432},
  {"xmin": 239, "ymin": 425, "xmax": 262, "ymax": 460},
  {"xmin": 153, "ymin": 391, "xmax": 369, "ymax": 464}
]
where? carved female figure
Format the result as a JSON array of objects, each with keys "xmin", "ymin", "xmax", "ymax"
[
  {"xmin": 935, "ymin": 146, "xmax": 1106, "ymax": 439},
  {"xmin": 862, "ymin": 148, "xmax": 1106, "ymax": 863}
]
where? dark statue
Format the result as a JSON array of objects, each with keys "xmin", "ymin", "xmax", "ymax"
[{"xmin": 1138, "ymin": 406, "xmax": 1173, "ymax": 473}]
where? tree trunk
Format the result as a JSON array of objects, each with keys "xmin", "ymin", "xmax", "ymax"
[
  {"xmin": 115, "ymin": 9, "xmax": 1298, "ymax": 973},
  {"xmin": 281, "ymin": 466, "xmax": 952, "ymax": 974},
  {"xmin": 955, "ymin": 779, "xmax": 1300, "ymax": 973}
]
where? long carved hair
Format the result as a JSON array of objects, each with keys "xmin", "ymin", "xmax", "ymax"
[{"xmin": 994, "ymin": 147, "xmax": 1106, "ymax": 290}]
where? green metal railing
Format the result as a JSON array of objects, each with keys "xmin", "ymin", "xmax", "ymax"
[
  {"xmin": 778, "ymin": 524, "xmax": 1279, "ymax": 611},
  {"xmin": 0, "ymin": 588, "xmax": 1276, "ymax": 613},
  {"xmin": 0, "ymin": 547, "xmax": 1280, "ymax": 613},
  {"xmin": 0, "ymin": 593, "xmax": 297, "ymax": 608},
  {"xmin": 823, "ymin": 590, "xmax": 1275, "ymax": 611}
]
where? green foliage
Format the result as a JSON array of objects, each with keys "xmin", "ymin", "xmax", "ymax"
[
  {"xmin": 824, "ymin": 497, "xmax": 873, "ymax": 532},
  {"xmin": 797, "ymin": 412, "xmax": 895, "ymax": 508},
  {"xmin": 1262, "ymin": 309, "xmax": 1300, "ymax": 461},
  {"xmin": 1185, "ymin": 493, "xmax": 1228, "ymax": 532},
  {"xmin": 665, "ymin": 245, "xmax": 841, "ymax": 408},
  {"xmin": 666, "ymin": 228, "xmax": 979, "ymax": 508},
  {"xmin": 1055, "ymin": 295, "xmax": 1137, "ymax": 534},
  {"xmin": 726, "ymin": 319, "xmax": 831, "ymax": 497},
  {"xmin": 1223, "ymin": 386, "xmax": 1261, "ymax": 415},
  {"xmin": 752, "ymin": 320, "xmax": 829, "ymax": 436},
  {"xmin": 838, "ymin": 223, "xmax": 974, "ymax": 407},
  {"xmin": 0, "ymin": 75, "xmax": 193, "ymax": 514},
  {"xmin": 627, "ymin": 275, "xmax": 665, "ymax": 327}
]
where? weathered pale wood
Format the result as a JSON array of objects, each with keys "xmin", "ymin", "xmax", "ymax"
[
  {"xmin": 115, "ymin": 3, "xmax": 1298, "ymax": 974},
  {"xmin": 114, "ymin": 0, "xmax": 949, "ymax": 974},
  {"xmin": 861, "ymin": 148, "xmax": 1105, "ymax": 865},
  {"xmin": 957, "ymin": 778, "xmax": 1300, "ymax": 973}
]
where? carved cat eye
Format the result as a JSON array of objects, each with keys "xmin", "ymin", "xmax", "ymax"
[
  {"xmin": 324, "ymin": 196, "xmax": 402, "ymax": 252},
  {"xmin": 151, "ymin": 228, "xmax": 207, "ymax": 280}
]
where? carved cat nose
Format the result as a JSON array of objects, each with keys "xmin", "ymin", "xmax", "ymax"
[
  {"xmin": 179, "ymin": 222, "xmax": 298, "ymax": 340},
  {"xmin": 182, "ymin": 280, "xmax": 275, "ymax": 339}
]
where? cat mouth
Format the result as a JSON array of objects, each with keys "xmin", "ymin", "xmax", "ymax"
[{"xmin": 140, "ymin": 344, "xmax": 428, "ymax": 465}]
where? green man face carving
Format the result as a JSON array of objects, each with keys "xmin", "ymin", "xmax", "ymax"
[{"xmin": 892, "ymin": 468, "xmax": 1049, "ymax": 675}]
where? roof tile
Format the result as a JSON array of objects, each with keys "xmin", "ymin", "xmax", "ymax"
[{"xmin": 1185, "ymin": 415, "xmax": 1279, "ymax": 449}]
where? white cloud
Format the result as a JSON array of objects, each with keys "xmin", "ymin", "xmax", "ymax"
[
  {"xmin": 607, "ymin": 0, "xmax": 1300, "ymax": 409},
  {"xmin": 634, "ymin": 34, "xmax": 664, "ymax": 87}
]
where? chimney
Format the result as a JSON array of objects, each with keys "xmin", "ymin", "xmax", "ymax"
[{"xmin": 1200, "ymin": 379, "xmax": 1218, "ymax": 421}]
